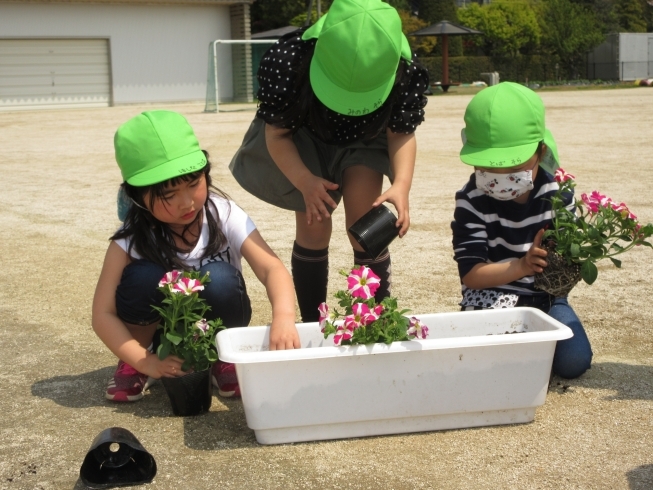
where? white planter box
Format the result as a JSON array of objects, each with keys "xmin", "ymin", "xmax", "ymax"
[{"xmin": 216, "ymin": 307, "xmax": 572, "ymax": 445}]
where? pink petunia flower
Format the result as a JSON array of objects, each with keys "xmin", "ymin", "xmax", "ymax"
[
  {"xmin": 588, "ymin": 190, "xmax": 612, "ymax": 208},
  {"xmin": 172, "ymin": 277, "xmax": 204, "ymax": 295},
  {"xmin": 407, "ymin": 317, "xmax": 429, "ymax": 340},
  {"xmin": 318, "ymin": 302, "xmax": 335, "ymax": 332},
  {"xmin": 351, "ymin": 302, "xmax": 380, "ymax": 327},
  {"xmin": 610, "ymin": 202, "xmax": 637, "ymax": 220},
  {"xmin": 158, "ymin": 270, "xmax": 182, "ymax": 288},
  {"xmin": 554, "ymin": 168, "xmax": 575, "ymax": 183},
  {"xmin": 580, "ymin": 193, "xmax": 599, "ymax": 214},
  {"xmin": 333, "ymin": 324, "xmax": 354, "ymax": 346},
  {"xmin": 373, "ymin": 304, "xmax": 384, "ymax": 316},
  {"xmin": 347, "ymin": 266, "xmax": 381, "ymax": 300},
  {"xmin": 195, "ymin": 319, "xmax": 209, "ymax": 335},
  {"xmin": 611, "ymin": 202, "xmax": 627, "ymax": 212},
  {"xmin": 344, "ymin": 312, "xmax": 364, "ymax": 331}
]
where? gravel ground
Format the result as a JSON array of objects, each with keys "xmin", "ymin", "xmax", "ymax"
[{"xmin": 1, "ymin": 87, "xmax": 652, "ymax": 490}]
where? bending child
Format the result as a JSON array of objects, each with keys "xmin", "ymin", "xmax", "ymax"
[
  {"xmin": 451, "ymin": 82, "xmax": 592, "ymax": 379},
  {"xmin": 229, "ymin": 0, "xmax": 429, "ymax": 322},
  {"xmin": 92, "ymin": 110, "xmax": 299, "ymax": 402}
]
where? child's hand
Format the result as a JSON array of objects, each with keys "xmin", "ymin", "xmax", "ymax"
[
  {"xmin": 269, "ymin": 320, "xmax": 301, "ymax": 351},
  {"xmin": 373, "ymin": 184, "xmax": 410, "ymax": 237},
  {"xmin": 298, "ymin": 174, "xmax": 339, "ymax": 225},
  {"xmin": 139, "ymin": 353, "xmax": 186, "ymax": 379},
  {"xmin": 519, "ymin": 229, "xmax": 548, "ymax": 275}
]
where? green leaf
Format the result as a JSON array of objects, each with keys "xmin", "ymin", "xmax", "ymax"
[
  {"xmin": 609, "ymin": 257, "xmax": 622, "ymax": 268},
  {"xmin": 166, "ymin": 332, "xmax": 183, "ymax": 346},
  {"xmin": 581, "ymin": 260, "xmax": 598, "ymax": 285},
  {"xmin": 587, "ymin": 227, "xmax": 600, "ymax": 240},
  {"xmin": 158, "ymin": 341, "xmax": 171, "ymax": 360},
  {"xmin": 570, "ymin": 243, "xmax": 580, "ymax": 257}
]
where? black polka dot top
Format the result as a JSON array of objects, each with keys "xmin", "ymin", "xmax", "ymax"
[{"xmin": 256, "ymin": 27, "xmax": 429, "ymax": 145}]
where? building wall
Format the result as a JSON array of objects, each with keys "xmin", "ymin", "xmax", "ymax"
[
  {"xmin": 0, "ymin": 2, "xmax": 234, "ymax": 104},
  {"xmin": 588, "ymin": 32, "xmax": 653, "ymax": 81},
  {"xmin": 618, "ymin": 33, "xmax": 653, "ymax": 81}
]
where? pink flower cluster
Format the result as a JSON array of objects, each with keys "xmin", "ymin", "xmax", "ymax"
[
  {"xmin": 554, "ymin": 168, "xmax": 575, "ymax": 183},
  {"xmin": 158, "ymin": 270, "xmax": 205, "ymax": 295},
  {"xmin": 319, "ymin": 266, "xmax": 429, "ymax": 346},
  {"xmin": 329, "ymin": 303, "xmax": 385, "ymax": 345},
  {"xmin": 319, "ymin": 267, "xmax": 384, "ymax": 346},
  {"xmin": 580, "ymin": 191, "xmax": 637, "ymax": 220}
]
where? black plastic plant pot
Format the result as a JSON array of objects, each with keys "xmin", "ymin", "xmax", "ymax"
[
  {"xmin": 79, "ymin": 427, "xmax": 157, "ymax": 489},
  {"xmin": 160, "ymin": 368, "xmax": 212, "ymax": 416},
  {"xmin": 348, "ymin": 204, "xmax": 399, "ymax": 259}
]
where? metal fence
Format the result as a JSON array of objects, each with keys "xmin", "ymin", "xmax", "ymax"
[{"xmin": 586, "ymin": 61, "xmax": 653, "ymax": 81}]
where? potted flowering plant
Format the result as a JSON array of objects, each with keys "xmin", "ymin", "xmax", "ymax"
[
  {"xmin": 152, "ymin": 270, "xmax": 224, "ymax": 416},
  {"xmin": 319, "ymin": 265, "xmax": 429, "ymax": 345},
  {"xmin": 534, "ymin": 169, "xmax": 653, "ymax": 297}
]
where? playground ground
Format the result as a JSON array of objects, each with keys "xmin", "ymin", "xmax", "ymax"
[{"xmin": 1, "ymin": 87, "xmax": 652, "ymax": 489}]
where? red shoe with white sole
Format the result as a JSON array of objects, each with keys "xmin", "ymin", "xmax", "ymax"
[{"xmin": 212, "ymin": 361, "xmax": 240, "ymax": 398}]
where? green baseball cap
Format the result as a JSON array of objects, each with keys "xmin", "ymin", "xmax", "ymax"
[
  {"xmin": 302, "ymin": 0, "xmax": 412, "ymax": 116},
  {"xmin": 114, "ymin": 110, "xmax": 207, "ymax": 187},
  {"xmin": 460, "ymin": 82, "xmax": 560, "ymax": 174}
]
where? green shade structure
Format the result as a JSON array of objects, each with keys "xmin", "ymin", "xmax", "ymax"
[{"xmin": 409, "ymin": 20, "xmax": 482, "ymax": 91}]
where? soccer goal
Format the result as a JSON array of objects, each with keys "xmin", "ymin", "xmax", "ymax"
[{"xmin": 204, "ymin": 39, "xmax": 277, "ymax": 113}]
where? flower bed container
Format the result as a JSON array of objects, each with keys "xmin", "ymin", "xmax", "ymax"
[{"xmin": 216, "ymin": 307, "xmax": 572, "ymax": 445}]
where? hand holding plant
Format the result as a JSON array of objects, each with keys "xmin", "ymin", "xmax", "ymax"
[
  {"xmin": 319, "ymin": 265, "xmax": 428, "ymax": 346},
  {"xmin": 535, "ymin": 169, "xmax": 653, "ymax": 295},
  {"xmin": 152, "ymin": 270, "xmax": 224, "ymax": 372}
]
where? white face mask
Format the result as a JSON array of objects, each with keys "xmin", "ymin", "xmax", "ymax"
[{"xmin": 475, "ymin": 168, "xmax": 534, "ymax": 200}]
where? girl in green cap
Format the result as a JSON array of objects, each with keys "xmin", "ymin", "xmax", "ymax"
[
  {"xmin": 451, "ymin": 82, "xmax": 592, "ymax": 379},
  {"xmin": 230, "ymin": 0, "xmax": 429, "ymax": 323},
  {"xmin": 93, "ymin": 110, "xmax": 300, "ymax": 402}
]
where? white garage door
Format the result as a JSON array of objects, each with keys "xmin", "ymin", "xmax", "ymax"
[{"xmin": 0, "ymin": 38, "xmax": 111, "ymax": 110}]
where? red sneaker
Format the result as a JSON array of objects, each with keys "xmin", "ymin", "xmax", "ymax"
[
  {"xmin": 212, "ymin": 361, "xmax": 240, "ymax": 398},
  {"xmin": 105, "ymin": 360, "xmax": 149, "ymax": 402}
]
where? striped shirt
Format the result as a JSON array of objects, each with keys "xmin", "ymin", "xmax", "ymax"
[{"xmin": 451, "ymin": 169, "xmax": 574, "ymax": 298}]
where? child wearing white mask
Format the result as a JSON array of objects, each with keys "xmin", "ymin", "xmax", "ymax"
[{"xmin": 451, "ymin": 82, "xmax": 592, "ymax": 379}]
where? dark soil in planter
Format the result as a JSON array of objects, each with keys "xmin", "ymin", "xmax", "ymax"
[
  {"xmin": 534, "ymin": 241, "xmax": 581, "ymax": 297},
  {"xmin": 161, "ymin": 369, "xmax": 212, "ymax": 417}
]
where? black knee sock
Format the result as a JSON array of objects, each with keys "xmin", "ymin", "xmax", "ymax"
[
  {"xmin": 353, "ymin": 248, "xmax": 392, "ymax": 301},
  {"xmin": 292, "ymin": 242, "xmax": 329, "ymax": 323}
]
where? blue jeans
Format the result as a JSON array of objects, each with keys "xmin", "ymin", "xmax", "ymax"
[
  {"xmin": 546, "ymin": 297, "xmax": 593, "ymax": 379},
  {"xmin": 115, "ymin": 260, "xmax": 252, "ymax": 329},
  {"xmin": 464, "ymin": 295, "xmax": 593, "ymax": 379}
]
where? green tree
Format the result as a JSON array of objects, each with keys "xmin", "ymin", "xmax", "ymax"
[
  {"xmin": 644, "ymin": 0, "xmax": 653, "ymax": 32},
  {"xmin": 614, "ymin": 0, "xmax": 647, "ymax": 31},
  {"xmin": 385, "ymin": 0, "xmax": 410, "ymax": 10},
  {"xmin": 250, "ymin": 0, "xmax": 308, "ymax": 33},
  {"xmin": 419, "ymin": 0, "xmax": 458, "ymax": 23},
  {"xmin": 541, "ymin": 0, "xmax": 605, "ymax": 77},
  {"xmin": 572, "ymin": 0, "xmax": 621, "ymax": 34},
  {"xmin": 399, "ymin": 9, "xmax": 437, "ymax": 56},
  {"xmin": 419, "ymin": 0, "xmax": 463, "ymax": 55},
  {"xmin": 458, "ymin": 0, "xmax": 541, "ymax": 57}
]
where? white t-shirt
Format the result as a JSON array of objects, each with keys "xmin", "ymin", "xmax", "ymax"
[{"xmin": 114, "ymin": 195, "xmax": 256, "ymax": 272}]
